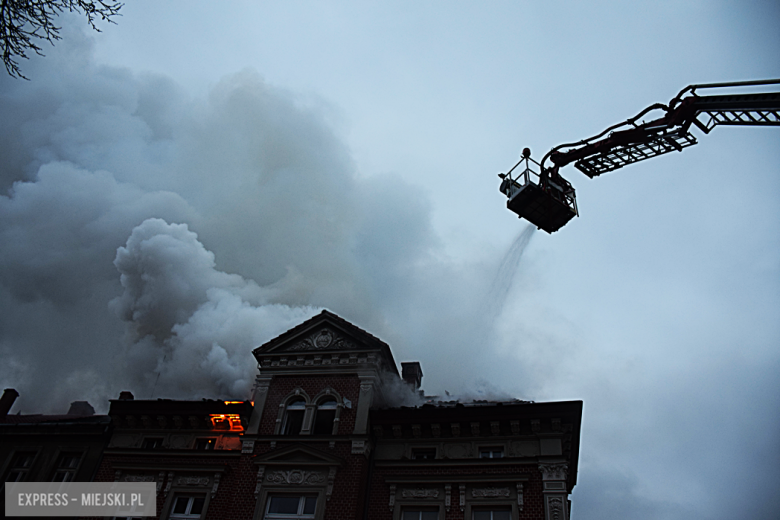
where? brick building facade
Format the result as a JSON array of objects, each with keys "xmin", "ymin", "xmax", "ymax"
[{"xmin": 89, "ymin": 309, "xmax": 582, "ymax": 520}]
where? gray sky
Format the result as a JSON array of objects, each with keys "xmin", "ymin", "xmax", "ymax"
[{"xmin": 1, "ymin": 2, "xmax": 778, "ymax": 519}]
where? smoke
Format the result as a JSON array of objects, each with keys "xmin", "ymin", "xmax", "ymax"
[
  {"xmin": 110, "ymin": 218, "xmax": 321, "ymax": 400},
  {"xmin": 0, "ymin": 23, "xmax": 530, "ymax": 413}
]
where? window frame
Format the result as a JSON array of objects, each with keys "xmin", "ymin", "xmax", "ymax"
[
  {"xmin": 141, "ymin": 437, "xmax": 165, "ymax": 450},
  {"xmin": 194, "ymin": 438, "xmax": 217, "ymax": 450},
  {"xmin": 49, "ymin": 449, "xmax": 84, "ymax": 482},
  {"xmin": 274, "ymin": 387, "xmax": 344, "ymax": 436},
  {"xmin": 281, "ymin": 399, "xmax": 307, "ymax": 436},
  {"xmin": 471, "ymin": 507, "xmax": 513, "ymax": 520},
  {"xmin": 263, "ymin": 494, "xmax": 318, "ymax": 519},
  {"xmin": 390, "ymin": 489, "xmax": 445, "ymax": 520},
  {"xmin": 254, "ymin": 486, "xmax": 326, "ymax": 520},
  {"xmin": 311, "ymin": 398, "xmax": 338, "ymax": 436},
  {"xmin": 167, "ymin": 494, "xmax": 207, "ymax": 520},
  {"xmin": 464, "ymin": 500, "xmax": 518, "ymax": 520},
  {"xmin": 411, "ymin": 448, "xmax": 437, "ymax": 460},
  {"xmin": 2, "ymin": 449, "xmax": 39, "ymax": 483},
  {"xmin": 478, "ymin": 447, "xmax": 505, "ymax": 459},
  {"xmin": 400, "ymin": 506, "xmax": 440, "ymax": 520},
  {"xmin": 160, "ymin": 492, "xmax": 213, "ymax": 520}
]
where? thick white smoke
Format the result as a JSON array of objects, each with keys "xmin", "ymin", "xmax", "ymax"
[
  {"xmin": 0, "ymin": 25, "xmax": 522, "ymax": 413},
  {"xmin": 111, "ymin": 217, "xmax": 319, "ymax": 399}
]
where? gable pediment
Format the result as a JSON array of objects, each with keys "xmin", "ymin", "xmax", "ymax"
[
  {"xmin": 254, "ymin": 444, "xmax": 343, "ymax": 467},
  {"xmin": 254, "ymin": 310, "xmax": 386, "ymax": 355},
  {"xmin": 284, "ymin": 326, "xmax": 359, "ymax": 352},
  {"xmin": 252, "ymin": 310, "xmax": 399, "ymax": 376}
]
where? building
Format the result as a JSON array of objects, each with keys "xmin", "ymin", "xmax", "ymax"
[
  {"xmin": 91, "ymin": 310, "xmax": 582, "ymax": 520},
  {"xmin": 0, "ymin": 389, "xmax": 113, "ymax": 513}
]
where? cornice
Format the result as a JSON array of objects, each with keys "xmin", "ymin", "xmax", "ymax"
[
  {"xmin": 375, "ymin": 459, "xmax": 538, "ymax": 468},
  {"xmin": 104, "ymin": 449, "xmax": 242, "ymax": 458},
  {"xmin": 384, "ymin": 475, "xmax": 530, "ymax": 484}
]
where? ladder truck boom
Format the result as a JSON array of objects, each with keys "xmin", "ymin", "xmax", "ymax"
[{"xmin": 499, "ymin": 79, "xmax": 780, "ymax": 233}]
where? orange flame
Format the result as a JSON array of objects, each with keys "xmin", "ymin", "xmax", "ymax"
[{"xmin": 209, "ymin": 414, "xmax": 244, "ymax": 431}]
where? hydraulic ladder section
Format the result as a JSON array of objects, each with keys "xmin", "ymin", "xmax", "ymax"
[
  {"xmin": 498, "ymin": 80, "xmax": 780, "ymax": 231},
  {"xmin": 550, "ymin": 81, "xmax": 780, "ymax": 178}
]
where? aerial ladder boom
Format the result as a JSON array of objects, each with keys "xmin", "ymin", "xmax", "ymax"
[{"xmin": 499, "ymin": 79, "xmax": 780, "ymax": 233}]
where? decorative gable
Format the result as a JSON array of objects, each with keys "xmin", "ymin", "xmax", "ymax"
[
  {"xmin": 252, "ymin": 310, "xmax": 398, "ymax": 376},
  {"xmin": 287, "ymin": 327, "xmax": 358, "ymax": 351}
]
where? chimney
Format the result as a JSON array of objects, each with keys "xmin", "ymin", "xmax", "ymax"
[
  {"xmin": 401, "ymin": 362, "xmax": 423, "ymax": 390},
  {"xmin": 67, "ymin": 401, "xmax": 95, "ymax": 416},
  {"xmin": 1, "ymin": 388, "xmax": 19, "ymax": 417},
  {"xmin": 118, "ymin": 391, "xmax": 135, "ymax": 400}
]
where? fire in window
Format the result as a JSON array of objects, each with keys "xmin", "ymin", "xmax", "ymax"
[{"xmin": 209, "ymin": 414, "xmax": 243, "ymax": 431}]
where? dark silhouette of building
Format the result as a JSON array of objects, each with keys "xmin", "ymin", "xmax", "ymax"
[
  {"xmin": 0, "ymin": 388, "xmax": 112, "ymax": 513},
  {"xmin": 91, "ymin": 310, "xmax": 582, "ymax": 519}
]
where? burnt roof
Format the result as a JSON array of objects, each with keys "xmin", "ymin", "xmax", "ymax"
[{"xmin": 108, "ymin": 399, "xmax": 253, "ymax": 416}]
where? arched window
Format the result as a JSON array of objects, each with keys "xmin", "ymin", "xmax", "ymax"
[
  {"xmin": 282, "ymin": 399, "xmax": 306, "ymax": 435},
  {"xmin": 312, "ymin": 398, "xmax": 338, "ymax": 435}
]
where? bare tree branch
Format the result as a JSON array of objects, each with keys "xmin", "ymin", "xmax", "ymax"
[{"xmin": 1, "ymin": 0, "xmax": 122, "ymax": 79}]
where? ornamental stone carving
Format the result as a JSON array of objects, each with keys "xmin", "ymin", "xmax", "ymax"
[
  {"xmin": 266, "ymin": 470, "xmax": 326, "ymax": 486},
  {"xmin": 472, "ymin": 487, "xmax": 510, "ymax": 498},
  {"xmin": 288, "ymin": 329, "xmax": 358, "ymax": 351},
  {"xmin": 176, "ymin": 476, "xmax": 210, "ymax": 487},
  {"xmin": 401, "ymin": 488, "xmax": 439, "ymax": 499},
  {"xmin": 539, "ymin": 463, "xmax": 568, "ymax": 481},
  {"xmin": 516, "ymin": 483, "xmax": 524, "ymax": 511},
  {"xmin": 122, "ymin": 475, "xmax": 155, "ymax": 483},
  {"xmin": 326, "ymin": 467, "xmax": 337, "ymax": 501},
  {"xmin": 547, "ymin": 496, "xmax": 565, "ymax": 520},
  {"xmin": 254, "ymin": 467, "xmax": 265, "ymax": 499},
  {"xmin": 444, "ymin": 443, "xmax": 471, "ymax": 459}
]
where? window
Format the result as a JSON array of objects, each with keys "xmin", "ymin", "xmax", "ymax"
[
  {"xmin": 50, "ymin": 451, "xmax": 81, "ymax": 482},
  {"xmin": 169, "ymin": 495, "xmax": 205, "ymax": 519},
  {"xmin": 472, "ymin": 508, "xmax": 511, "ymax": 520},
  {"xmin": 4, "ymin": 451, "xmax": 36, "ymax": 482},
  {"xmin": 411, "ymin": 448, "xmax": 436, "ymax": 460},
  {"xmin": 312, "ymin": 399, "xmax": 337, "ymax": 435},
  {"xmin": 264, "ymin": 495, "xmax": 317, "ymax": 519},
  {"xmin": 282, "ymin": 399, "xmax": 306, "ymax": 435},
  {"xmin": 142, "ymin": 438, "xmax": 164, "ymax": 449},
  {"xmin": 402, "ymin": 508, "xmax": 439, "ymax": 520},
  {"xmin": 479, "ymin": 447, "xmax": 504, "ymax": 459},
  {"xmin": 194, "ymin": 438, "xmax": 217, "ymax": 450}
]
